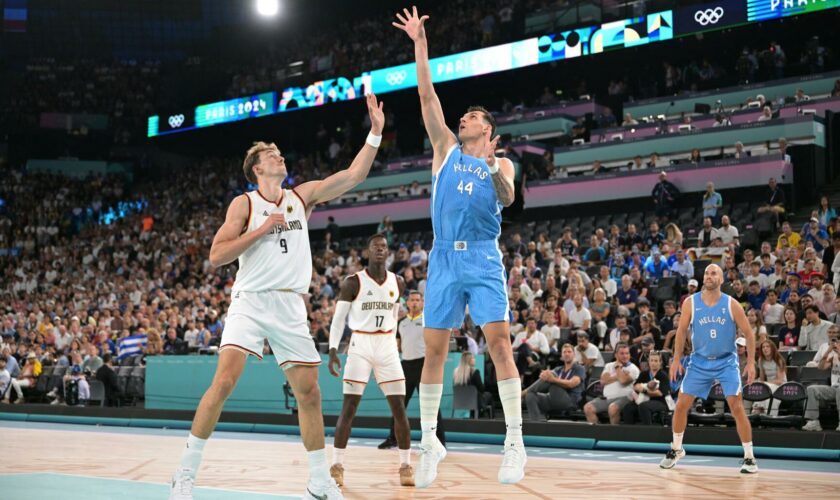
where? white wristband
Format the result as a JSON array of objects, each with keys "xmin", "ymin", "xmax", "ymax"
[
  {"xmin": 366, "ymin": 132, "xmax": 382, "ymax": 148},
  {"xmin": 487, "ymin": 160, "xmax": 499, "ymax": 174}
]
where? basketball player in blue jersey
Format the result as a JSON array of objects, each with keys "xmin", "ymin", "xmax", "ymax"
[
  {"xmin": 661, "ymin": 264, "xmax": 759, "ymax": 473},
  {"xmin": 393, "ymin": 7, "xmax": 526, "ymax": 488}
]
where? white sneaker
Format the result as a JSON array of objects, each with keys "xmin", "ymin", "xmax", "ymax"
[
  {"xmin": 498, "ymin": 442, "xmax": 527, "ymax": 484},
  {"xmin": 801, "ymin": 420, "xmax": 823, "ymax": 432},
  {"xmin": 659, "ymin": 448, "xmax": 686, "ymax": 469},
  {"xmin": 303, "ymin": 478, "xmax": 343, "ymax": 499},
  {"xmin": 740, "ymin": 458, "xmax": 759, "ymax": 474},
  {"xmin": 415, "ymin": 437, "xmax": 446, "ymax": 489},
  {"xmin": 169, "ymin": 468, "xmax": 195, "ymax": 500}
]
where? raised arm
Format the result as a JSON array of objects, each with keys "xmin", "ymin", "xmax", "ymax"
[
  {"xmin": 393, "ymin": 7, "xmax": 457, "ymax": 170},
  {"xmin": 209, "ymin": 194, "xmax": 285, "ymax": 267},
  {"xmin": 295, "ymin": 94, "xmax": 384, "ymax": 209}
]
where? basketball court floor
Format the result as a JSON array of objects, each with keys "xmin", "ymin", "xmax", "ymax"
[{"xmin": 1, "ymin": 420, "xmax": 837, "ymax": 499}]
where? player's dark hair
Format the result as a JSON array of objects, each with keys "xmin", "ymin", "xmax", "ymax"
[
  {"xmin": 467, "ymin": 105, "xmax": 496, "ymax": 136},
  {"xmin": 614, "ymin": 341, "xmax": 630, "ymax": 352},
  {"xmin": 805, "ymin": 304, "xmax": 820, "ymax": 315},
  {"xmin": 367, "ymin": 233, "xmax": 388, "ymax": 247}
]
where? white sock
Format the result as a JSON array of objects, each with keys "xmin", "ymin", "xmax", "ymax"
[
  {"xmin": 419, "ymin": 383, "xmax": 442, "ymax": 444},
  {"xmin": 498, "ymin": 378, "xmax": 523, "ymax": 446},
  {"xmin": 178, "ymin": 434, "xmax": 207, "ymax": 478},
  {"xmin": 332, "ymin": 447, "xmax": 345, "ymax": 466},
  {"xmin": 399, "ymin": 448, "xmax": 411, "ymax": 466},
  {"xmin": 307, "ymin": 449, "xmax": 331, "ymax": 484},
  {"xmin": 743, "ymin": 442, "xmax": 754, "ymax": 459},
  {"xmin": 672, "ymin": 432, "xmax": 684, "ymax": 451}
]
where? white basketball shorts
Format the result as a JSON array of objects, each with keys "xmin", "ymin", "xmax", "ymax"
[
  {"xmin": 220, "ymin": 290, "xmax": 320, "ymax": 370},
  {"xmin": 343, "ymin": 333, "xmax": 405, "ymax": 396}
]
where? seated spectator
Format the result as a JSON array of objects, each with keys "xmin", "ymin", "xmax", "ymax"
[
  {"xmin": 0, "ymin": 358, "xmax": 10, "ymax": 402},
  {"xmin": 598, "ymin": 266, "xmax": 617, "ymax": 298},
  {"xmin": 621, "ymin": 351, "xmax": 670, "ymax": 425},
  {"xmin": 717, "ymin": 215, "xmax": 740, "ymax": 248},
  {"xmin": 747, "ymin": 309, "xmax": 767, "ymax": 345},
  {"xmin": 696, "ymin": 217, "xmax": 718, "ymax": 249},
  {"xmin": 582, "ymin": 235, "xmax": 606, "ymax": 264},
  {"xmin": 512, "ymin": 318, "xmax": 550, "ymax": 383},
  {"xmin": 540, "ymin": 310, "xmax": 561, "ymax": 351},
  {"xmin": 806, "ymin": 325, "xmax": 839, "ymax": 367},
  {"xmin": 733, "ymin": 141, "xmax": 749, "ymax": 159},
  {"xmin": 817, "ymin": 285, "xmax": 837, "ymax": 318},
  {"xmin": 801, "ymin": 335, "xmax": 840, "ymax": 432},
  {"xmin": 583, "ymin": 343, "xmax": 639, "ymax": 425},
  {"xmin": 746, "ymin": 281, "xmax": 767, "ymax": 312},
  {"xmin": 635, "ymin": 313, "xmax": 662, "ymax": 349},
  {"xmin": 601, "ymin": 313, "xmax": 626, "ymax": 351},
  {"xmin": 574, "ymin": 332, "xmax": 604, "ymax": 369},
  {"xmin": 643, "ymin": 249, "xmax": 668, "ymax": 283},
  {"xmin": 523, "ymin": 344, "xmax": 586, "ymax": 421},
  {"xmin": 662, "ymin": 312, "xmax": 682, "ymax": 352},
  {"xmin": 816, "ymin": 195, "xmax": 836, "ymax": 227},
  {"xmin": 452, "ymin": 351, "xmax": 493, "ymax": 417},
  {"xmin": 589, "ymin": 288, "xmax": 610, "ymax": 342},
  {"xmin": 5, "ymin": 352, "xmax": 40, "ymax": 404},
  {"xmin": 757, "ymin": 105, "xmax": 773, "ymax": 121},
  {"xmin": 81, "ymin": 344, "xmax": 103, "ymax": 374},
  {"xmin": 63, "ymin": 365, "xmax": 90, "ymax": 406},
  {"xmin": 622, "ymin": 113, "xmax": 639, "ymax": 126},
  {"xmin": 163, "ymin": 328, "xmax": 188, "ymax": 355},
  {"xmin": 753, "ymin": 340, "xmax": 787, "ymax": 416},
  {"xmin": 762, "ymin": 290, "xmax": 785, "ymax": 325},
  {"xmin": 746, "ymin": 261, "xmax": 772, "ymax": 290},
  {"xmin": 568, "ymin": 293, "xmax": 592, "ymax": 338},
  {"xmin": 631, "ymin": 337, "xmax": 656, "ymax": 371},
  {"xmin": 688, "ymin": 148, "xmax": 702, "ymax": 165},
  {"xmin": 803, "ymin": 217, "xmax": 830, "ymax": 254},
  {"xmin": 800, "ymin": 305, "xmax": 831, "ymax": 351}
]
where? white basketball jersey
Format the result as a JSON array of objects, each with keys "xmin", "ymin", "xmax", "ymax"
[
  {"xmin": 347, "ymin": 270, "xmax": 400, "ymax": 334},
  {"xmin": 232, "ymin": 189, "xmax": 311, "ymax": 293}
]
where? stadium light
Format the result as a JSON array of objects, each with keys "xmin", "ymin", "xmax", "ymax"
[{"xmin": 255, "ymin": 0, "xmax": 280, "ymax": 17}]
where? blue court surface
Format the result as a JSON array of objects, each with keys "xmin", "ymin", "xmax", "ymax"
[{"xmin": 1, "ymin": 420, "xmax": 837, "ymax": 499}]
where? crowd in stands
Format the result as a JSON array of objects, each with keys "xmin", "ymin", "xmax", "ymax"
[{"xmin": 1, "ymin": 145, "xmax": 839, "ymax": 429}]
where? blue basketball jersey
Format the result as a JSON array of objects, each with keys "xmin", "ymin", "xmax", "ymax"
[
  {"xmin": 690, "ymin": 292, "xmax": 737, "ymax": 359},
  {"xmin": 431, "ymin": 144, "xmax": 502, "ymax": 241}
]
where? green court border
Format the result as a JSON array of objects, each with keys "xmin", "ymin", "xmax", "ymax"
[{"xmin": 4, "ymin": 412, "xmax": 837, "ymax": 462}]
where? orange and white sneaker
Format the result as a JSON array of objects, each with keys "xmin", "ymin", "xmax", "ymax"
[
  {"xmin": 330, "ymin": 464, "xmax": 344, "ymax": 487},
  {"xmin": 399, "ymin": 464, "xmax": 415, "ymax": 486}
]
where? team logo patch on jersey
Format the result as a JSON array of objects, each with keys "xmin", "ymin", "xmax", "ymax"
[
  {"xmin": 367, "ymin": 291, "xmax": 374, "ymax": 296},
  {"xmin": 287, "ymin": 205, "xmax": 293, "ymax": 213},
  {"xmin": 389, "ymin": 291, "xmax": 394, "ymax": 297},
  {"xmin": 263, "ymin": 210, "xmax": 269, "ymax": 216}
]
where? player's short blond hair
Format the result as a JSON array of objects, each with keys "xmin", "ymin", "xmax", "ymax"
[{"xmin": 242, "ymin": 141, "xmax": 278, "ymax": 183}]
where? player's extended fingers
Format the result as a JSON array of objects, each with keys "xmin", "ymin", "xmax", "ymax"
[
  {"xmin": 394, "ymin": 12, "xmax": 407, "ymax": 24},
  {"xmin": 403, "ymin": 8, "xmax": 411, "ymax": 20},
  {"xmin": 392, "ymin": 21, "xmax": 406, "ymax": 31},
  {"xmin": 412, "ymin": 5, "xmax": 418, "ymax": 18},
  {"xmin": 420, "ymin": 15, "xmax": 429, "ymax": 24}
]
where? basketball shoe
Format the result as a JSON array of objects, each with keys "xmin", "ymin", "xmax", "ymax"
[
  {"xmin": 399, "ymin": 464, "xmax": 415, "ymax": 486},
  {"xmin": 303, "ymin": 478, "xmax": 343, "ymax": 499},
  {"xmin": 329, "ymin": 464, "xmax": 344, "ymax": 487},
  {"xmin": 498, "ymin": 441, "xmax": 527, "ymax": 484},
  {"xmin": 659, "ymin": 448, "xmax": 686, "ymax": 469},
  {"xmin": 415, "ymin": 436, "xmax": 446, "ymax": 488},
  {"xmin": 739, "ymin": 458, "xmax": 759, "ymax": 474},
  {"xmin": 169, "ymin": 467, "xmax": 194, "ymax": 500}
]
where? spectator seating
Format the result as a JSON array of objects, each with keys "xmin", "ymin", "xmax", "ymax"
[
  {"xmin": 689, "ymin": 384, "xmax": 726, "ymax": 426},
  {"xmin": 789, "ymin": 351, "xmax": 818, "ymax": 366},
  {"xmin": 87, "ymin": 380, "xmax": 106, "ymax": 407},
  {"xmin": 759, "ymin": 382, "xmax": 809, "ymax": 428}
]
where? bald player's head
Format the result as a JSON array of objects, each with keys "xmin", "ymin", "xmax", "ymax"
[{"xmin": 703, "ymin": 264, "xmax": 724, "ymax": 291}]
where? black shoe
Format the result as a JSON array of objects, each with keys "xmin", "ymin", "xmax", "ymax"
[{"xmin": 378, "ymin": 437, "xmax": 397, "ymax": 449}]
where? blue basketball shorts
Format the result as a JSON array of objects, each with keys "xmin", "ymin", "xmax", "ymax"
[
  {"xmin": 423, "ymin": 239, "xmax": 509, "ymax": 329},
  {"xmin": 680, "ymin": 353, "xmax": 742, "ymax": 398}
]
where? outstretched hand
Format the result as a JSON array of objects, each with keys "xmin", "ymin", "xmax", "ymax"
[
  {"xmin": 366, "ymin": 93, "xmax": 384, "ymax": 135},
  {"xmin": 392, "ymin": 6, "xmax": 429, "ymax": 41},
  {"xmin": 485, "ymin": 135, "xmax": 501, "ymax": 168}
]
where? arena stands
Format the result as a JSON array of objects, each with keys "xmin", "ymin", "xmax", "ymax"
[{"xmin": 1, "ymin": 2, "xmax": 839, "ymax": 436}]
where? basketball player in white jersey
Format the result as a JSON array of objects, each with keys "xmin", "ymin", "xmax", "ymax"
[
  {"xmin": 169, "ymin": 94, "xmax": 385, "ymax": 500},
  {"xmin": 327, "ymin": 234, "xmax": 414, "ymax": 488}
]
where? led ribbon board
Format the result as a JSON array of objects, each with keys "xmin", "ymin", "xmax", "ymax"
[
  {"xmin": 747, "ymin": 0, "xmax": 839, "ymax": 21},
  {"xmin": 147, "ymin": 2, "xmax": 838, "ymax": 137}
]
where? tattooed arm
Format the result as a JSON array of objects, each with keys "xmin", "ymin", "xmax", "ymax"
[{"xmin": 485, "ymin": 136, "xmax": 516, "ymax": 207}]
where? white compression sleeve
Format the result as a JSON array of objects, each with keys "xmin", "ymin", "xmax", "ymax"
[{"xmin": 329, "ymin": 300, "xmax": 352, "ymax": 351}]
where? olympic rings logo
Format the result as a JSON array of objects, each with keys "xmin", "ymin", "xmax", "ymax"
[
  {"xmin": 168, "ymin": 114, "xmax": 185, "ymax": 128},
  {"xmin": 385, "ymin": 70, "xmax": 407, "ymax": 86},
  {"xmin": 694, "ymin": 7, "xmax": 724, "ymax": 26}
]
